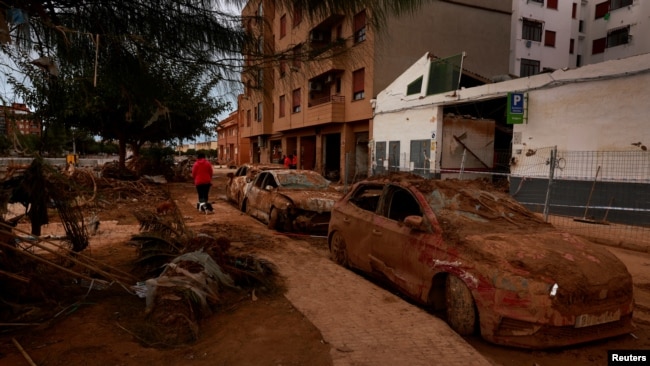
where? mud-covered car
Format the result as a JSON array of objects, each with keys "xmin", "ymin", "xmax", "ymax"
[
  {"xmin": 226, "ymin": 163, "xmax": 284, "ymax": 210},
  {"xmin": 241, "ymin": 169, "xmax": 343, "ymax": 233},
  {"xmin": 327, "ymin": 173, "xmax": 634, "ymax": 349}
]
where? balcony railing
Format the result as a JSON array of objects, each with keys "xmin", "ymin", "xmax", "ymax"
[
  {"xmin": 308, "ymin": 94, "xmax": 344, "ymax": 108},
  {"xmin": 305, "ymin": 95, "xmax": 345, "ymax": 126}
]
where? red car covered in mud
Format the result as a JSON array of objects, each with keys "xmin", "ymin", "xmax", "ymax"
[
  {"xmin": 242, "ymin": 169, "xmax": 343, "ymax": 233},
  {"xmin": 328, "ymin": 173, "xmax": 634, "ymax": 349},
  {"xmin": 226, "ymin": 163, "xmax": 284, "ymax": 210}
]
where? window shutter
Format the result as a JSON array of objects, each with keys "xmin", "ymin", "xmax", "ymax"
[
  {"xmin": 279, "ymin": 95, "xmax": 285, "ymax": 117},
  {"xmin": 293, "ymin": 89, "xmax": 301, "ymax": 108},
  {"xmin": 353, "ymin": 69, "xmax": 365, "ymax": 93},
  {"xmin": 354, "ymin": 10, "xmax": 366, "ymax": 32}
]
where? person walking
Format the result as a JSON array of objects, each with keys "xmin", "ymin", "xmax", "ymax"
[{"xmin": 192, "ymin": 152, "xmax": 214, "ymax": 209}]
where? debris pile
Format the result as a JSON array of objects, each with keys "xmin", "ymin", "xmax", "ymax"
[
  {"xmin": 128, "ymin": 205, "xmax": 282, "ymax": 347},
  {"xmin": 0, "ymin": 159, "xmax": 282, "ymax": 349}
]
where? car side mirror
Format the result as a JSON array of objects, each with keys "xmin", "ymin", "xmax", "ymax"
[
  {"xmin": 404, "ymin": 215, "xmax": 426, "ymax": 231},
  {"xmin": 245, "ymin": 177, "xmax": 251, "ymax": 183}
]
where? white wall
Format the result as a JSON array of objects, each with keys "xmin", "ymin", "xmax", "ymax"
[
  {"xmin": 374, "ymin": 52, "xmax": 650, "ymax": 179},
  {"xmin": 510, "ymin": 0, "xmax": 578, "ymax": 75}
]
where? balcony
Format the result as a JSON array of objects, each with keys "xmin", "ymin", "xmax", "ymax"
[{"xmin": 306, "ymin": 95, "xmax": 345, "ymax": 126}]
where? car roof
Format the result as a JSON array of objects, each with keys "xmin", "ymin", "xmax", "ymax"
[{"xmin": 362, "ymin": 172, "xmax": 550, "ymax": 235}]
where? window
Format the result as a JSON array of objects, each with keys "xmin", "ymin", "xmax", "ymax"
[
  {"xmin": 595, "ymin": 1, "xmax": 609, "ymax": 19},
  {"xmin": 257, "ymin": 102, "xmax": 263, "ymax": 122},
  {"xmin": 520, "ymin": 58, "xmax": 540, "ymax": 77},
  {"xmin": 522, "ymin": 19, "xmax": 543, "ymax": 42},
  {"xmin": 279, "ymin": 60, "xmax": 286, "ymax": 78},
  {"xmin": 607, "ymin": 26, "xmax": 630, "ymax": 48},
  {"xmin": 352, "ymin": 68, "xmax": 365, "ymax": 100},
  {"xmin": 292, "ymin": 45, "xmax": 301, "ymax": 69},
  {"xmin": 592, "ymin": 37, "xmax": 606, "ymax": 54},
  {"xmin": 353, "ymin": 10, "xmax": 366, "ymax": 43},
  {"xmin": 610, "ymin": 0, "xmax": 632, "ymax": 11},
  {"xmin": 349, "ymin": 185, "xmax": 383, "ymax": 212},
  {"xmin": 246, "ymin": 109, "xmax": 251, "ymax": 127},
  {"xmin": 257, "ymin": 68, "xmax": 263, "ymax": 88},
  {"xmin": 569, "ymin": 38, "xmax": 575, "ymax": 54},
  {"xmin": 292, "ymin": 1, "xmax": 302, "ymax": 27},
  {"xmin": 547, "ymin": 0, "xmax": 558, "ymax": 9},
  {"xmin": 280, "ymin": 14, "xmax": 287, "ymax": 38},
  {"xmin": 529, "ymin": 0, "xmax": 543, "ymax": 3},
  {"xmin": 406, "ymin": 76, "xmax": 423, "ymax": 96},
  {"xmin": 572, "ymin": 3, "xmax": 577, "ymax": 18},
  {"xmin": 383, "ymin": 187, "xmax": 421, "ymax": 222},
  {"xmin": 279, "ymin": 95, "xmax": 286, "ymax": 117},
  {"xmin": 292, "ymin": 88, "xmax": 301, "ymax": 113},
  {"xmin": 544, "ymin": 30, "xmax": 556, "ymax": 47}
]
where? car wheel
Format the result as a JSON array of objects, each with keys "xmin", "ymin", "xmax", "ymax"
[
  {"xmin": 268, "ymin": 207, "xmax": 280, "ymax": 230},
  {"xmin": 329, "ymin": 231, "xmax": 348, "ymax": 267},
  {"xmin": 237, "ymin": 193, "xmax": 245, "ymax": 212},
  {"xmin": 242, "ymin": 199, "xmax": 249, "ymax": 215},
  {"xmin": 445, "ymin": 275, "xmax": 477, "ymax": 336}
]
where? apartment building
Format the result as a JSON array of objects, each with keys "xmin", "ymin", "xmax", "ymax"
[
  {"xmin": 217, "ymin": 110, "xmax": 248, "ymax": 166},
  {"xmin": 0, "ymin": 103, "xmax": 41, "ymax": 137},
  {"xmin": 238, "ymin": 0, "xmax": 511, "ymax": 182},
  {"xmin": 511, "ymin": 0, "xmax": 650, "ymax": 76}
]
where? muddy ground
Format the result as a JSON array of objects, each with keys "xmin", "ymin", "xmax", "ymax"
[{"xmin": 0, "ymin": 170, "xmax": 648, "ymax": 366}]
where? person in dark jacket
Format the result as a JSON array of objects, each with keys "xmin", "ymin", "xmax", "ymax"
[{"xmin": 191, "ymin": 153, "xmax": 214, "ymax": 208}]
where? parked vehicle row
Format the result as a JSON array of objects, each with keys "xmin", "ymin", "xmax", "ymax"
[
  {"xmin": 226, "ymin": 165, "xmax": 342, "ymax": 233},
  {"xmin": 225, "ymin": 167, "xmax": 635, "ymax": 349}
]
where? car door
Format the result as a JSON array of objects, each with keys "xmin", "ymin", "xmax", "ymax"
[
  {"xmin": 245, "ymin": 171, "xmax": 269, "ymax": 220},
  {"xmin": 227, "ymin": 166, "xmax": 247, "ymax": 202},
  {"xmin": 333, "ymin": 183, "xmax": 384, "ymax": 272},
  {"xmin": 369, "ymin": 184, "xmax": 435, "ymax": 299}
]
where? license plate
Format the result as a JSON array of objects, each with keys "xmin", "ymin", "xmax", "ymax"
[{"xmin": 575, "ymin": 311, "xmax": 620, "ymax": 328}]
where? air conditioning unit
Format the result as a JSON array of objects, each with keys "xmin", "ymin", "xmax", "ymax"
[{"xmin": 309, "ymin": 81, "xmax": 323, "ymax": 91}]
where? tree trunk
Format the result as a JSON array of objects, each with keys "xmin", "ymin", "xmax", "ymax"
[{"xmin": 118, "ymin": 137, "xmax": 127, "ymax": 170}]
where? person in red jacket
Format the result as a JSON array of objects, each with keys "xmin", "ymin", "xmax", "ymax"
[{"xmin": 192, "ymin": 152, "xmax": 214, "ymax": 208}]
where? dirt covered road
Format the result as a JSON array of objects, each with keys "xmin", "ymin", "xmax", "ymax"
[{"xmin": 0, "ymin": 169, "xmax": 648, "ymax": 365}]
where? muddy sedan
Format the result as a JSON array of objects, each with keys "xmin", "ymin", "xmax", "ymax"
[
  {"xmin": 226, "ymin": 163, "xmax": 284, "ymax": 210},
  {"xmin": 242, "ymin": 169, "xmax": 343, "ymax": 233},
  {"xmin": 328, "ymin": 173, "xmax": 634, "ymax": 349}
]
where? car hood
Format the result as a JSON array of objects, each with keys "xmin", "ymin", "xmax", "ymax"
[
  {"xmin": 277, "ymin": 189, "xmax": 342, "ymax": 212},
  {"xmin": 462, "ymin": 230, "xmax": 632, "ymax": 293}
]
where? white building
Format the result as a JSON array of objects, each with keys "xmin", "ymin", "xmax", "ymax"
[
  {"xmin": 372, "ymin": 51, "xmax": 650, "ymax": 224},
  {"xmin": 510, "ymin": 0, "xmax": 650, "ymax": 76}
]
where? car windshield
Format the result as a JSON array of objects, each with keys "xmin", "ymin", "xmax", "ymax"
[{"xmin": 276, "ymin": 172, "xmax": 330, "ymax": 190}]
